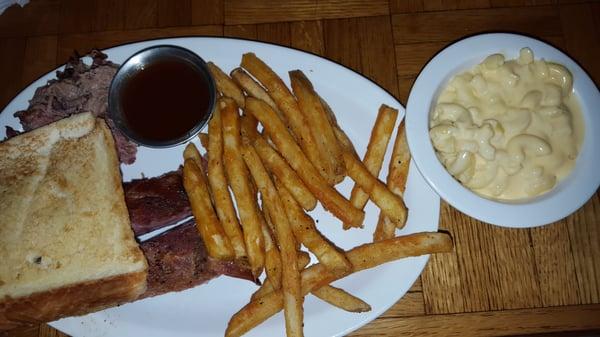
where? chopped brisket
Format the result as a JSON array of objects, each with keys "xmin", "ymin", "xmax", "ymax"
[{"xmin": 13, "ymin": 50, "xmax": 138, "ymax": 164}]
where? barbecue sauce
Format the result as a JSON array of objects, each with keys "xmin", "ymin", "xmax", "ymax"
[{"xmin": 121, "ymin": 59, "xmax": 210, "ymax": 142}]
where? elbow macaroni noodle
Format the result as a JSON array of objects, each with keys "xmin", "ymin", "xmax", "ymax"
[{"xmin": 429, "ymin": 47, "xmax": 584, "ymax": 200}]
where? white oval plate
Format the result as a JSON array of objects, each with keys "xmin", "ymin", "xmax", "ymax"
[
  {"xmin": 406, "ymin": 33, "xmax": 600, "ymax": 228},
  {"xmin": 0, "ymin": 37, "xmax": 440, "ymax": 337}
]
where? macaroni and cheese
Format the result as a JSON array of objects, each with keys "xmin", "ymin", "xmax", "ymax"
[{"xmin": 429, "ymin": 48, "xmax": 584, "ymax": 200}]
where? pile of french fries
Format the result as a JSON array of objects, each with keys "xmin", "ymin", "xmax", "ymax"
[{"xmin": 182, "ymin": 53, "xmax": 453, "ymax": 337}]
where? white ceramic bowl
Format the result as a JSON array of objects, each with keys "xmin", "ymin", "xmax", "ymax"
[{"xmin": 406, "ymin": 33, "xmax": 600, "ymax": 228}]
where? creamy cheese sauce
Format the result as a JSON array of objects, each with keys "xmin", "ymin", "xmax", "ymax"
[{"xmin": 429, "ymin": 48, "xmax": 584, "ymax": 200}]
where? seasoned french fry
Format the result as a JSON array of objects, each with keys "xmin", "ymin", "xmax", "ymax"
[
  {"xmin": 207, "ymin": 108, "xmax": 248, "ymax": 259},
  {"xmin": 252, "ymin": 251, "xmax": 311, "ymax": 301},
  {"xmin": 311, "ymin": 285, "xmax": 371, "ymax": 313},
  {"xmin": 261, "ymin": 200, "xmax": 276, "ymax": 239},
  {"xmin": 225, "ymin": 232, "xmax": 454, "ymax": 337},
  {"xmin": 343, "ymin": 151, "xmax": 407, "ymax": 228},
  {"xmin": 198, "ymin": 132, "xmax": 209, "ymax": 150},
  {"xmin": 207, "ymin": 62, "xmax": 245, "ymax": 108},
  {"xmin": 260, "ymin": 206, "xmax": 282, "ymax": 291},
  {"xmin": 221, "ymin": 97, "xmax": 265, "ymax": 277},
  {"xmin": 245, "ymin": 97, "xmax": 365, "ymax": 227},
  {"xmin": 231, "ymin": 67, "xmax": 279, "ymax": 112},
  {"xmin": 237, "ymin": 115, "xmax": 261, "ymax": 200},
  {"xmin": 240, "ymin": 112, "xmax": 316, "ymax": 211},
  {"xmin": 333, "ymin": 125, "xmax": 357, "ymax": 156},
  {"xmin": 183, "ymin": 142, "xmax": 203, "ymax": 168},
  {"xmin": 290, "ymin": 70, "xmax": 345, "ymax": 185},
  {"xmin": 254, "ymin": 135, "xmax": 317, "ymax": 211},
  {"xmin": 182, "ymin": 158, "xmax": 234, "ymax": 260},
  {"xmin": 275, "ymin": 177, "xmax": 351, "ymax": 275},
  {"xmin": 388, "ymin": 120, "xmax": 410, "ymax": 225},
  {"xmin": 253, "ymin": 248, "xmax": 367, "ymax": 313},
  {"xmin": 296, "ymin": 250, "xmax": 311, "ymax": 269},
  {"xmin": 241, "ymin": 143, "xmax": 303, "ymax": 337},
  {"xmin": 374, "ymin": 120, "xmax": 411, "ymax": 241},
  {"xmin": 345, "ymin": 105, "xmax": 398, "ymax": 229},
  {"xmin": 241, "ymin": 53, "xmax": 326, "ymax": 179},
  {"xmin": 373, "ymin": 208, "xmax": 396, "ymax": 242},
  {"xmin": 319, "ymin": 95, "xmax": 359, "ymax": 158},
  {"xmin": 250, "ymin": 277, "xmax": 273, "ymax": 302},
  {"xmin": 240, "ymin": 113, "xmax": 260, "ymax": 144}
]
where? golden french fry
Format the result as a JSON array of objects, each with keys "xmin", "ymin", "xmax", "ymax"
[
  {"xmin": 251, "ymin": 277, "xmax": 273, "ymax": 302},
  {"xmin": 260, "ymin": 206, "xmax": 282, "ymax": 291},
  {"xmin": 207, "ymin": 62, "xmax": 245, "ymax": 108},
  {"xmin": 231, "ymin": 67, "xmax": 279, "ymax": 112},
  {"xmin": 182, "ymin": 158, "xmax": 234, "ymax": 260},
  {"xmin": 345, "ymin": 105, "xmax": 398, "ymax": 229},
  {"xmin": 296, "ymin": 250, "xmax": 311, "ymax": 269},
  {"xmin": 240, "ymin": 112, "xmax": 317, "ymax": 211},
  {"xmin": 225, "ymin": 232, "xmax": 454, "ymax": 337},
  {"xmin": 290, "ymin": 70, "xmax": 345, "ymax": 185},
  {"xmin": 238, "ymin": 114, "xmax": 262, "ymax": 200},
  {"xmin": 240, "ymin": 113, "xmax": 260, "ymax": 145},
  {"xmin": 388, "ymin": 120, "xmax": 410, "ymax": 224},
  {"xmin": 183, "ymin": 142, "xmax": 204, "ymax": 169},
  {"xmin": 261, "ymin": 199, "xmax": 276, "ymax": 238},
  {"xmin": 311, "ymin": 285, "xmax": 371, "ymax": 313},
  {"xmin": 241, "ymin": 53, "xmax": 326, "ymax": 179},
  {"xmin": 373, "ymin": 208, "xmax": 396, "ymax": 241},
  {"xmin": 374, "ymin": 120, "xmax": 411, "ymax": 241},
  {"xmin": 333, "ymin": 125, "xmax": 357, "ymax": 156},
  {"xmin": 221, "ymin": 97, "xmax": 265, "ymax": 277},
  {"xmin": 319, "ymin": 95, "xmax": 360, "ymax": 158},
  {"xmin": 207, "ymin": 108, "xmax": 248, "ymax": 259},
  {"xmin": 253, "ymin": 135, "xmax": 317, "ymax": 211},
  {"xmin": 343, "ymin": 151, "xmax": 407, "ymax": 228},
  {"xmin": 275, "ymin": 177, "xmax": 351, "ymax": 275},
  {"xmin": 253, "ymin": 250, "xmax": 368, "ymax": 313},
  {"xmin": 198, "ymin": 132, "xmax": 209, "ymax": 150},
  {"xmin": 245, "ymin": 97, "xmax": 364, "ymax": 227},
  {"xmin": 251, "ymin": 251, "xmax": 311, "ymax": 301},
  {"xmin": 241, "ymin": 143, "xmax": 303, "ymax": 337}
]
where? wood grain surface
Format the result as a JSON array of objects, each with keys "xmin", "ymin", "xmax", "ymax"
[{"xmin": 0, "ymin": 1, "xmax": 599, "ymax": 337}]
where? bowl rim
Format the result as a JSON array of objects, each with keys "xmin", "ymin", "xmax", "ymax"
[
  {"xmin": 108, "ymin": 44, "xmax": 216, "ymax": 148},
  {"xmin": 405, "ymin": 32, "xmax": 600, "ymax": 228}
]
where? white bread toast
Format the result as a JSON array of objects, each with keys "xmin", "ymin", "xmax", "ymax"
[{"xmin": 0, "ymin": 113, "xmax": 147, "ymax": 329}]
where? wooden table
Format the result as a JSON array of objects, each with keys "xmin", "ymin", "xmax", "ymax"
[{"xmin": 1, "ymin": 1, "xmax": 599, "ymax": 336}]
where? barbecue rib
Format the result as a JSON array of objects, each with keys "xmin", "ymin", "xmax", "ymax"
[
  {"xmin": 122, "ymin": 167, "xmax": 255, "ymax": 298},
  {"xmin": 124, "ymin": 170, "xmax": 192, "ymax": 236},
  {"xmin": 140, "ymin": 220, "xmax": 254, "ymax": 299}
]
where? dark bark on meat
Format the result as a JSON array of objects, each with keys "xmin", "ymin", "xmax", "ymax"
[
  {"xmin": 4, "ymin": 126, "xmax": 20, "ymax": 139},
  {"xmin": 124, "ymin": 169, "xmax": 192, "ymax": 236},
  {"xmin": 139, "ymin": 220, "xmax": 255, "ymax": 299},
  {"xmin": 13, "ymin": 50, "xmax": 138, "ymax": 164},
  {"xmin": 106, "ymin": 118, "xmax": 138, "ymax": 165}
]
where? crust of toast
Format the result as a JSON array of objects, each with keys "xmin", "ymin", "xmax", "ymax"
[{"xmin": 0, "ymin": 270, "xmax": 146, "ymax": 330}]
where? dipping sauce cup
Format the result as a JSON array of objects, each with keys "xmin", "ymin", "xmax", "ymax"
[{"xmin": 108, "ymin": 45, "xmax": 216, "ymax": 148}]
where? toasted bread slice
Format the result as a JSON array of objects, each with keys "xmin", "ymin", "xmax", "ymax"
[{"xmin": 0, "ymin": 113, "xmax": 147, "ymax": 329}]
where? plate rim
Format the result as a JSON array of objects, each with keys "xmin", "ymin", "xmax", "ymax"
[{"xmin": 1, "ymin": 36, "xmax": 440, "ymax": 337}]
